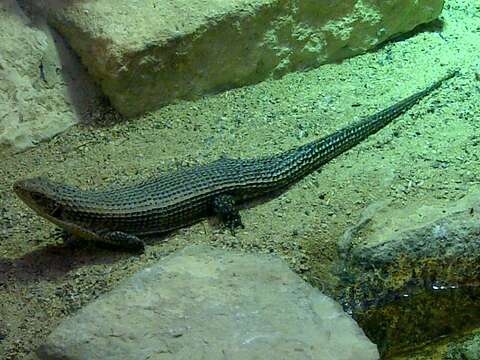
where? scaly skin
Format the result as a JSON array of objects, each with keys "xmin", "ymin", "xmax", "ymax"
[{"xmin": 13, "ymin": 71, "xmax": 457, "ymax": 251}]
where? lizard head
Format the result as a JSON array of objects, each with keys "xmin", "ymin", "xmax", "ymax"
[
  {"xmin": 13, "ymin": 177, "xmax": 64, "ymax": 219},
  {"xmin": 14, "ymin": 177, "xmax": 99, "ymax": 240}
]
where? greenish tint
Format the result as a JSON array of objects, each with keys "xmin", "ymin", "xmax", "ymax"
[
  {"xmin": 444, "ymin": 333, "xmax": 480, "ymax": 360},
  {"xmin": 337, "ymin": 189, "xmax": 480, "ymax": 357},
  {"xmin": 354, "ymin": 288, "xmax": 480, "ymax": 357}
]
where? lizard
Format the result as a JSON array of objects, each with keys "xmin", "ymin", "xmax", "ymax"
[{"xmin": 13, "ymin": 71, "xmax": 457, "ymax": 252}]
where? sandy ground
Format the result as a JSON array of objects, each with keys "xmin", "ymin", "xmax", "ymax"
[{"xmin": 0, "ymin": 0, "xmax": 479, "ymax": 359}]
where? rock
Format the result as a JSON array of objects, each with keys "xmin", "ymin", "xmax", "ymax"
[
  {"xmin": 45, "ymin": 0, "xmax": 444, "ymax": 117},
  {"xmin": 339, "ymin": 189, "xmax": 480, "ymax": 357},
  {"xmin": 0, "ymin": 0, "xmax": 76, "ymax": 152},
  {"xmin": 37, "ymin": 245, "xmax": 379, "ymax": 360},
  {"xmin": 444, "ymin": 332, "xmax": 480, "ymax": 360}
]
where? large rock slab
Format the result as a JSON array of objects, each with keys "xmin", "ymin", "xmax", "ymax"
[
  {"xmin": 0, "ymin": 0, "xmax": 76, "ymax": 152},
  {"xmin": 46, "ymin": 0, "xmax": 444, "ymax": 117},
  {"xmin": 339, "ymin": 189, "xmax": 480, "ymax": 356},
  {"xmin": 37, "ymin": 245, "xmax": 379, "ymax": 360}
]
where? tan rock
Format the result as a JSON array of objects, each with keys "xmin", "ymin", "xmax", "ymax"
[
  {"xmin": 0, "ymin": 0, "xmax": 76, "ymax": 152},
  {"xmin": 47, "ymin": 0, "xmax": 444, "ymax": 117},
  {"xmin": 37, "ymin": 245, "xmax": 379, "ymax": 360}
]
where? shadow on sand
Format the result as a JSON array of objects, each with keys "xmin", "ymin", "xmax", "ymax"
[{"xmin": 0, "ymin": 232, "xmax": 173, "ymax": 284}]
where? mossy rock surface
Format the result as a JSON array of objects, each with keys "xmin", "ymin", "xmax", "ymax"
[{"xmin": 339, "ymin": 190, "xmax": 480, "ymax": 356}]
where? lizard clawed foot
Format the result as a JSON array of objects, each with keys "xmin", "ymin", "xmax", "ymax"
[
  {"xmin": 212, "ymin": 194, "xmax": 244, "ymax": 235},
  {"xmin": 96, "ymin": 230, "xmax": 145, "ymax": 253}
]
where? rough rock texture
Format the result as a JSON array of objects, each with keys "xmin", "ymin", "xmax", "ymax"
[
  {"xmin": 445, "ymin": 332, "xmax": 480, "ymax": 360},
  {"xmin": 0, "ymin": 0, "xmax": 77, "ymax": 152},
  {"xmin": 339, "ymin": 189, "xmax": 480, "ymax": 357},
  {"xmin": 46, "ymin": 0, "xmax": 444, "ymax": 117},
  {"xmin": 37, "ymin": 245, "xmax": 379, "ymax": 360}
]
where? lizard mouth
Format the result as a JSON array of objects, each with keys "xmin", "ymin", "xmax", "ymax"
[{"xmin": 13, "ymin": 178, "xmax": 64, "ymax": 220}]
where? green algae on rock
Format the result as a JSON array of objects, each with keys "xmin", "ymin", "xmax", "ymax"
[{"xmin": 339, "ymin": 190, "xmax": 480, "ymax": 356}]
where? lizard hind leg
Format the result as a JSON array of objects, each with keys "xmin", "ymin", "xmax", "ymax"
[{"xmin": 96, "ymin": 230, "xmax": 145, "ymax": 252}]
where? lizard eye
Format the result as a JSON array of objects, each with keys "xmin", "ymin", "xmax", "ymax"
[{"xmin": 30, "ymin": 192, "xmax": 46, "ymax": 203}]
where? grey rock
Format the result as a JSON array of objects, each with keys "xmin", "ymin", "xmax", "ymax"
[
  {"xmin": 45, "ymin": 0, "xmax": 444, "ymax": 117},
  {"xmin": 37, "ymin": 245, "xmax": 379, "ymax": 360}
]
